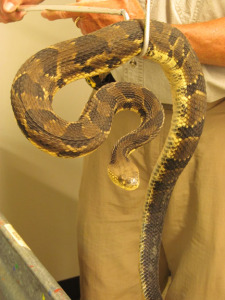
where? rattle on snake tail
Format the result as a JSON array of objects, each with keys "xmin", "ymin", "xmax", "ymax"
[{"xmin": 11, "ymin": 19, "xmax": 207, "ymax": 300}]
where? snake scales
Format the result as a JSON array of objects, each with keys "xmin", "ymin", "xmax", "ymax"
[{"xmin": 11, "ymin": 20, "xmax": 206, "ymax": 299}]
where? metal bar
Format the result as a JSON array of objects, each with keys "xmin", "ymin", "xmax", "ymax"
[
  {"xmin": 0, "ymin": 213, "xmax": 70, "ymax": 300},
  {"xmin": 19, "ymin": 5, "xmax": 130, "ymax": 20},
  {"xmin": 139, "ymin": 0, "xmax": 151, "ymax": 57}
]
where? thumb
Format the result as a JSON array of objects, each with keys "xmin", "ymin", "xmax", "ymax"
[{"xmin": 3, "ymin": 0, "xmax": 20, "ymax": 12}]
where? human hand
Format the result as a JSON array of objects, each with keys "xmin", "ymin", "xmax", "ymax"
[
  {"xmin": 0, "ymin": 0, "xmax": 43, "ymax": 23},
  {"xmin": 42, "ymin": 0, "xmax": 144, "ymax": 35}
]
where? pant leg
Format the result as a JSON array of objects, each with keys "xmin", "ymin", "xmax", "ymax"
[
  {"xmin": 78, "ymin": 111, "xmax": 144, "ymax": 300},
  {"xmin": 162, "ymin": 98, "xmax": 225, "ymax": 299},
  {"xmin": 77, "ymin": 109, "xmax": 171, "ymax": 300}
]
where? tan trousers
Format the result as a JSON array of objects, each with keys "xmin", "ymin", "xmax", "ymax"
[{"xmin": 78, "ymin": 98, "xmax": 225, "ymax": 300}]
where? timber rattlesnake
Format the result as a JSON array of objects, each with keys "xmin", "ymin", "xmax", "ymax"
[{"xmin": 11, "ymin": 19, "xmax": 207, "ymax": 299}]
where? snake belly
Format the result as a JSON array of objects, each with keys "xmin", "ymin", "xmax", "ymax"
[{"xmin": 11, "ymin": 20, "xmax": 207, "ymax": 299}]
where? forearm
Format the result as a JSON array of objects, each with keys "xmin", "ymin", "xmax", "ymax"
[{"xmin": 173, "ymin": 17, "xmax": 225, "ymax": 67}]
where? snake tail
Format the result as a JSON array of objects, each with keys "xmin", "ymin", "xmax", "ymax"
[{"xmin": 138, "ymin": 21, "xmax": 207, "ymax": 299}]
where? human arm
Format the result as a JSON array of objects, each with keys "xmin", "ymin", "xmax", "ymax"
[
  {"xmin": 173, "ymin": 17, "xmax": 225, "ymax": 67},
  {"xmin": 0, "ymin": 0, "xmax": 43, "ymax": 23}
]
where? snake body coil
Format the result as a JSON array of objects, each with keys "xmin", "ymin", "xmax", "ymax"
[{"xmin": 11, "ymin": 20, "xmax": 207, "ymax": 299}]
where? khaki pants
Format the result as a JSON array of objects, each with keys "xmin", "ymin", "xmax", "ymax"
[{"xmin": 78, "ymin": 98, "xmax": 225, "ymax": 300}]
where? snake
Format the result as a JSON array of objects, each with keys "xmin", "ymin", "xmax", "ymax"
[{"xmin": 11, "ymin": 19, "xmax": 207, "ymax": 299}]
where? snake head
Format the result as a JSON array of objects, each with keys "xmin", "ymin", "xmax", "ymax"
[{"xmin": 107, "ymin": 160, "xmax": 139, "ymax": 191}]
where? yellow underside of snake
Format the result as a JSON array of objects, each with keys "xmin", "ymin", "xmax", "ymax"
[{"xmin": 11, "ymin": 19, "xmax": 207, "ymax": 299}]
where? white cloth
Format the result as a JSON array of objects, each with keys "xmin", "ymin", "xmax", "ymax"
[{"xmin": 112, "ymin": 0, "xmax": 225, "ymax": 103}]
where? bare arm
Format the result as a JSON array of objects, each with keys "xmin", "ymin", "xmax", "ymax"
[{"xmin": 174, "ymin": 17, "xmax": 225, "ymax": 67}]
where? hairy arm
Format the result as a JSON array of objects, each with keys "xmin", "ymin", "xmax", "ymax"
[{"xmin": 174, "ymin": 17, "xmax": 225, "ymax": 67}]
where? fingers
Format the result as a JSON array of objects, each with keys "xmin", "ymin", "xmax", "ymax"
[
  {"xmin": 0, "ymin": 0, "xmax": 25, "ymax": 23},
  {"xmin": 0, "ymin": 0, "xmax": 44, "ymax": 23},
  {"xmin": 74, "ymin": 14, "xmax": 123, "ymax": 35},
  {"xmin": 41, "ymin": 0, "xmax": 144, "ymax": 35},
  {"xmin": 41, "ymin": 0, "xmax": 127, "ymax": 34},
  {"xmin": 41, "ymin": 9, "xmax": 82, "ymax": 21}
]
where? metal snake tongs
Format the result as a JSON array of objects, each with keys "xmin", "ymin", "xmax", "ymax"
[
  {"xmin": 139, "ymin": 0, "xmax": 151, "ymax": 57},
  {"xmin": 18, "ymin": 4, "xmax": 130, "ymax": 21}
]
